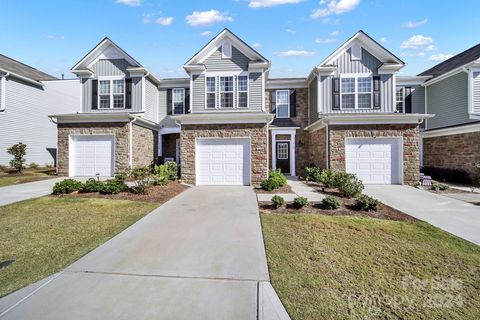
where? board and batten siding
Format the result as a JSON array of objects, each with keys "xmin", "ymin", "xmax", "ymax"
[
  {"xmin": 144, "ymin": 78, "xmax": 159, "ymax": 123},
  {"xmin": 320, "ymin": 47, "xmax": 394, "ymax": 113},
  {"xmin": 473, "ymin": 71, "xmax": 480, "ymax": 114},
  {"xmin": 309, "ymin": 76, "xmax": 318, "ymax": 122},
  {"xmin": 0, "ymin": 78, "xmax": 79, "ymax": 165},
  {"xmin": 426, "ymin": 72, "xmax": 476, "ymax": 130},
  {"xmin": 82, "ymin": 59, "xmax": 142, "ymax": 113}
]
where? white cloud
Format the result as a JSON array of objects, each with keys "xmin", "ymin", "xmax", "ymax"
[
  {"xmin": 252, "ymin": 42, "xmax": 262, "ymax": 48},
  {"xmin": 315, "ymin": 37, "xmax": 336, "ymax": 44},
  {"xmin": 201, "ymin": 31, "xmax": 212, "ymax": 36},
  {"xmin": 380, "ymin": 37, "xmax": 387, "ymax": 43},
  {"xmin": 286, "ymin": 28, "xmax": 296, "ymax": 34},
  {"xmin": 429, "ymin": 53, "xmax": 454, "ymax": 62},
  {"xmin": 156, "ymin": 17, "xmax": 174, "ymax": 26},
  {"xmin": 45, "ymin": 35, "xmax": 64, "ymax": 40},
  {"xmin": 311, "ymin": 0, "xmax": 360, "ymax": 18},
  {"xmin": 142, "ymin": 13, "xmax": 153, "ymax": 24},
  {"xmin": 186, "ymin": 10, "xmax": 233, "ymax": 27},
  {"xmin": 404, "ymin": 18, "xmax": 428, "ymax": 29},
  {"xmin": 400, "ymin": 51, "xmax": 426, "ymax": 58},
  {"xmin": 116, "ymin": 0, "xmax": 142, "ymax": 7},
  {"xmin": 330, "ymin": 30, "xmax": 340, "ymax": 37},
  {"xmin": 276, "ymin": 50, "xmax": 315, "ymax": 57},
  {"xmin": 400, "ymin": 35, "xmax": 434, "ymax": 50},
  {"xmin": 248, "ymin": 0, "xmax": 303, "ymax": 8}
]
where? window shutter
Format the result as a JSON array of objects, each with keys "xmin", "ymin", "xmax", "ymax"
[
  {"xmin": 166, "ymin": 89, "xmax": 172, "ymax": 115},
  {"xmin": 405, "ymin": 87, "xmax": 412, "ymax": 113},
  {"xmin": 373, "ymin": 76, "xmax": 381, "ymax": 110},
  {"xmin": 289, "ymin": 89, "xmax": 296, "ymax": 117},
  {"xmin": 125, "ymin": 78, "xmax": 132, "ymax": 109},
  {"xmin": 91, "ymin": 80, "xmax": 98, "ymax": 110},
  {"xmin": 184, "ymin": 88, "xmax": 190, "ymax": 114},
  {"xmin": 270, "ymin": 90, "xmax": 276, "ymax": 114},
  {"xmin": 332, "ymin": 77, "xmax": 340, "ymax": 110}
]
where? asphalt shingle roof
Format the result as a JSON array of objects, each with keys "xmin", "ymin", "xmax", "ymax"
[{"xmin": 0, "ymin": 54, "xmax": 57, "ymax": 81}]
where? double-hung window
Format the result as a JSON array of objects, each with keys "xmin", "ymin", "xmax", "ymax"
[
  {"xmin": 340, "ymin": 75, "xmax": 372, "ymax": 109},
  {"xmin": 276, "ymin": 90, "xmax": 290, "ymax": 118},
  {"xmin": 206, "ymin": 77, "xmax": 216, "ymax": 109},
  {"xmin": 220, "ymin": 76, "xmax": 234, "ymax": 108},
  {"xmin": 395, "ymin": 87, "xmax": 404, "ymax": 113},
  {"xmin": 172, "ymin": 88, "xmax": 185, "ymax": 115},
  {"xmin": 99, "ymin": 78, "xmax": 125, "ymax": 109},
  {"xmin": 237, "ymin": 75, "xmax": 248, "ymax": 108}
]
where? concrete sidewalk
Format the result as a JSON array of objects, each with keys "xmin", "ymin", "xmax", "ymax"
[
  {"xmin": 0, "ymin": 186, "xmax": 290, "ymax": 319},
  {"xmin": 0, "ymin": 178, "xmax": 63, "ymax": 206},
  {"xmin": 364, "ymin": 185, "xmax": 480, "ymax": 245}
]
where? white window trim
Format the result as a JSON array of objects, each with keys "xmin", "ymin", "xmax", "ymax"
[
  {"xmin": 237, "ymin": 75, "xmax": 249, "ymax": 108},
  {"xmin": 276, "ymin": 90, "xmax": 290, "ymax": 118},
  {"xmin": 98, "ymin": 76, "xmax": 125, "ymax": 109},
  {"xmin": 339, "ymin": 73, "xmax": 373, "ymax": 110},
  {"xmin": 0, "ymin": 76, "xmax": 5, "ymax": 111},
  {"xmin": 395, "ymin": 86, "xmax": 405, "ymax": 113},
  {"xmin": 205, "ymin": 76, "xmax": 217, "ymax": 109},
  {"xmin": 172, "ymin": 88, "xmax": 185, "ymax": 115},
  {"xmin": 468, "ymin": 68, "xmax": 480, "ymax": 115},
  {"xmin": 221, "ymin": 42, "xmax": 232, "ymax": 59},
  {"xmin": 219, "ymin": 76, "xmax": 234, "ymax": 109}
]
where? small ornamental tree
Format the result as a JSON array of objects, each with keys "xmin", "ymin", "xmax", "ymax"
[{"xmin": 7, "ymin": 143, "xmax": 27, "ymax": 173}]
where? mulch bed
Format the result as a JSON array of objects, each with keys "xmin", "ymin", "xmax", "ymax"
[
  {"xmin": 52, "ymin": 181, "xmax": 188, "ymax": 204},
  {"xmin": 254, "ymin": 184, "xmax": 294, "ymax": 194}
]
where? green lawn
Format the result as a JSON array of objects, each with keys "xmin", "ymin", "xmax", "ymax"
[
  {"xmin": 261, "ymin": 213, "xmax": 480, "ymax": 320},
  {"xmin": 0, "ymin": 169, "xmax": 55, "ymax": 187},
  {"xmin": 0, "ymin": 197, "xmax": 158, "ymax": 297}
]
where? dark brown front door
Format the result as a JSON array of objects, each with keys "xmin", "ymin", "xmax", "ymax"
[{"xmin": 276, "ymin": 142, "xmax": 290, "ymax": 174}]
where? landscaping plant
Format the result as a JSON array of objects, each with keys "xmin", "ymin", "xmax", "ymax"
[
  {"xmin": 52, "ymin": 179, "xmax": 83, "ymax": 195},
  {"xmin": 293, "ymin": 196, "xmax": 309, "ymax": 209},
  {"xmin": 431, "ymin": 181, "xmax": 449, "ymax": 192},
  {"xmin": 260, "ymin": 170, "xmax": 287, "ymax": 191},
  {"xmin": 7, "ymin": 143, "xmax": 27, "ymax": 173},
  {"xmin": 29, "ymin": 162, "xmax": 39, "ymax": 169},
  {"xmin": 321, "ymin": 195, "xmax": 341, "ymax": 210},
  {"xmin": 475, "ymin": 163, "xmax": 480, "ymax": 187},
  {"xmin": 164, "ymin": 161, "xmax": 178, "ymax": 180},
  {"xmin": 304, "ymin": 166, "xmax": 336, "ymax": 188},
  {"xmin": 130, "ymin": 167, "xmax": 152, "ymax": 194},
  {"xmin": 355, "ymin": 195, "xmax": 380, "ymax": 211},
  {"xmin": 332, "ymin": 172, "xmax": 364, "ymax": 197},
  {"xmin": 305, "ymin": 166, "xmax": 323, "ymax": 182},
  {"xmin": 271, "ymin": 195, "xmax": 285, "ymax": 209},
  {"xmin": 99, "ymin": 179, "xmax": 127, "ymax": 194},
  {"xmin": 81, "ymin": 178, "xmax": 104, "ymax": 193}
]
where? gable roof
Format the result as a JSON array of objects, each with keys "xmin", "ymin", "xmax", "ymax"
[
  {"xmin": 418, "ymin": 43, "xmax": 480, "ymax": 78},
  {"xmin": 184, "ymin": 28, "xmax": 269, "ymax": 67},
  {"xmin": 71, "ymin": 37, "xmax": 143, "ymax": 71},
  {"xmin": 317, "ymin": 30, "xmax": 405, "ymax": 68},
  {"xmin": 0, "ymin": 54, "xmax": 57, "ymax": 83}
]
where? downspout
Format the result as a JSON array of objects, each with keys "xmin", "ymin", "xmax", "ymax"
[
  {"xmin": 48, "ymin": 116, "xmax": 59, "ymax": 174},
  {"xmin": 266, "ymin": 115, "xmax": 275, "ymax": 176}
]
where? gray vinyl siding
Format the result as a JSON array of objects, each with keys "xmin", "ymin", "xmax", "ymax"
[
  {"xmin": 158, "ymin": 88, "xmax": 178, "ymax": 128},
  {"xmin": 144, "ymin": 78, "xmax": 158, "ymax": 123},
  {"xmin": 204, "ymin": 47, "xmax": 249, "ymax": 71},
  {"xmin": 0, "ymin": 78, "xmax": 79, "ymax": 165},
  {"xmin": 191, "ymin": 74, "xmax": 205, "ymax": 112},
  {"xmin": 82, "ymin": 59, "xmax": 142, "ymax": 113},
  {"xmin": 411, "ymin": 85, "xmax": 425, "ymax": 114},
  {"xmin": 309, "ymin": 76, "xmax": 318, "ymax": 122},
  {"xmin": 248, "ymin": 73, "xmax": 263, "ymax": 110},
  {"xmin": 321, "ymin": 47, "xmax": 394, "ymax": 112},
  {"xmin": 473, "ymin": 72, "xmax": 480, "ymax": 114},
  {"xmin": 426, "ymin": 72, "xmax": 475, "ymax": 130}
]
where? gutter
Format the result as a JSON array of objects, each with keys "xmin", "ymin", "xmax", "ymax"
[{"xmin": 0, "ymin": 68, "xmax": 44, "ymax": 87}]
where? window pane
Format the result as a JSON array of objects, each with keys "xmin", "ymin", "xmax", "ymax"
[
  {"xmin": 341, "ymin": 78, "xmax": 355, "ymax": 93},
  {"xmin": 238, "ymin": 92, "xmax": 248, "ymax": 108},
  {"xmin": 396, "ymin": 87, "xmax": 404, "ymax": 112},
  {"xmin": 277, "ymin": 104, "xmax": 289, "ymax": 118},
  {"xmin": 220, "ymin": 77, "xmax": 233, "ymax": 92},
  {"xmin": 276, "ymin": 91, "xmax": 289, "ymax": 105},
  {"xmin": 112, "ymin": 80, "xmax": 124, "ymax": 94},
  {"xmin": 358, "ymin": 93, "xmax": 371, "ymax": 109},
  {"xmin": 99, "ymin": 95, "xmax": 110, "ymax": 108},
  {"xmin": 113, "ymin": 95, "xmax": 124, "ymax": 108},
  {"xmin": 357, "ymin": 77, "xmax": 371, "ymax": 93},
  {"xmin": 206, "ymin": 77, "xmax": 216, "ymax": 92},
  {"xmin": 207, "ymin": 93, "xmax": 216, "ymax": 109},
  {"xmin": 277, "ymin": 143, "xmax": 288, "ymax": 160},
  {"xmin": 99, "ymin": 80, "xmax": 110, "ymax": 94},
  {"xmin": 174, "ymin": 102, "xmax": 184, "ymax": 114},
  {"xmin": 221, "ymin": 92, "xmax": 233, "ymax": 108},
  {"xmin": 341, "ymin": 94, "xmax": 355, "ymax": 109},
  {"xmin": 173, "ymin": 89, "xmax": 184, "ymax": 102},
  {"xmin": 238, "ymin": 76, "xmax": 248, "ymax": 91}
]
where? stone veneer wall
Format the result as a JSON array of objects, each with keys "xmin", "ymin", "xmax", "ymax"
[
  {"xmin": 306, "ymin": 127, "xmax": 327, "ymax": 170},
  {"xmin": 180, "ymin": 123, "xmax": 268, "ymax": 185},
  {"xmin": 423, "ymin": 131, "xmax": 480, "ymax": 179},
  {"xmin": 57, "ymin": 122, "xmax": 129, "ymax": 176},
  {"xmin": 132, "ymin": 124, "xmax": 158, "ymax": 168},
  {"xmin": 328, "ymin": 124, "xmax": 420, "ymax": 185}
]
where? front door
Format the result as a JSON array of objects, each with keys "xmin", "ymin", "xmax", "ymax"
[{"xmin": 276, "ymin": 142, "xmax": 290, "ymax": 174}]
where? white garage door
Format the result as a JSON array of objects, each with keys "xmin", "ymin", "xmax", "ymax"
[
  {"xmin": 196, "ymin": 138, "xmax": 250, "ymax": 186},
  {"xmin": 345, "ymin": 138, "xmax": 401, "ymax": 184},
  {"xmin": 71, "ymin": 135, "xmax": 114, "ymax": 177}
]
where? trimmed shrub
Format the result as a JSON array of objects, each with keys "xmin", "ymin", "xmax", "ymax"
[
  {"xmin": 7, "ymin": 143, "xmax": 27, "ymax": 173},
  {"xmin": 321, "ymin": 195, "xmax": 341, "ymax": 209},
  {"xmin": 130, "ymin": 167, "xmax": 152, "ymax": 194},
  {"xmin": 164, "ymin": 161, "xmax": 178, "ymax": 180},
  {"xmin": 421, "ymin": 166, "xmax": 472, "ymax": 184},
  {"xmin": 475, "ymin": 163, "xmax": 480, "ymax": 187},
  {"xmin": 81, "ymin": 178, "xmax": 104, "ymax": 193},
  {"xmin": 29, "ymin": 162, "xmax": 39, "ymax": 169},
  {"xmin": 260, "ymin": 170, "xmax": 287, "ymax": 191},
  {"xmin": 153, "ymin": 173, "xmax": 169, "ymax": 186},
  {"xmin": 293, "ymin": 196, "xmax": 309, "ymax": 209},
  {"xmin": 271, "ymin": 195, "xmax": 285, "ymax": 209},
  {"xmin": 304, "ymin": 166, "xmax": 336, "ymax": 188},
  {"xmin": 355, "ymin": 195, "xmax": 380, "ymax": 211},
  {"xmin": 52, "ymin": 179, "xmax": 83, "ymax": 195},
  {"xmin": 305, "ymin": 166, "xmax": 323, "ymax": 182},
  {"xmin": 431, "ymin": 181, "xmax": 449, "ymax": 191},
  {"xmin": 332, "ymin": 172, "xmax": 364, "ymax": 198},
  {"xmin": 114, "ymin": 171, "xmax": 129, "ymax": 182},
  {"xmin": 99, "ymin": 179, "xmax": 127, "ymax": 194}
]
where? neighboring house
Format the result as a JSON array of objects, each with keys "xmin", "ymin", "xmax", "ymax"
[
  {"xmin": 413, "ymin": 44, "xmax": 480, "ymax": 180},
  {"xmin": 51, "ymin": 29, "xmax": 432, "ymax": 186},
  {"xmin": 0, "ymin": 54, "xmax": 79, "ymax": 167}
]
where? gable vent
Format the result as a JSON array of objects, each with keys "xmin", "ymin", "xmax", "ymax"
[
  {"xmin": 222, "ymin": 43, "xmax": 232, "ymax": 59},
  {"xmin": 351, "ymin": 43, "xmax": 362, "ymax": 61}
]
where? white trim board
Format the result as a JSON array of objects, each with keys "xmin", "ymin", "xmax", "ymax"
[{"xmin": 422, "ymin": 123, "xmax": 480, "ymax": 138}]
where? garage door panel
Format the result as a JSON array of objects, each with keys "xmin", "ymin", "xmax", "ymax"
[{"xmin": 71, "ymin": 136, "xmax": 114, "ymax": 177}]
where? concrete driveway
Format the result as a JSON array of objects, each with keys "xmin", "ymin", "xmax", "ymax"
[
  {"xmin": 0, "ymin": 178, "xmax": 63, "ymax": 206},
  {"xmin": 364, "ymin": 185, "xmax": 480, "ymax": 245},
  {"xmin": 0, "ymin": 186, "xmax": 287, "ymax": 319}
]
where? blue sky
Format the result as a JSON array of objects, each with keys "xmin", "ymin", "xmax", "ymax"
[{"xmin": 1, "ymin": 0, "xmax": 479, "ymax": 79}]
